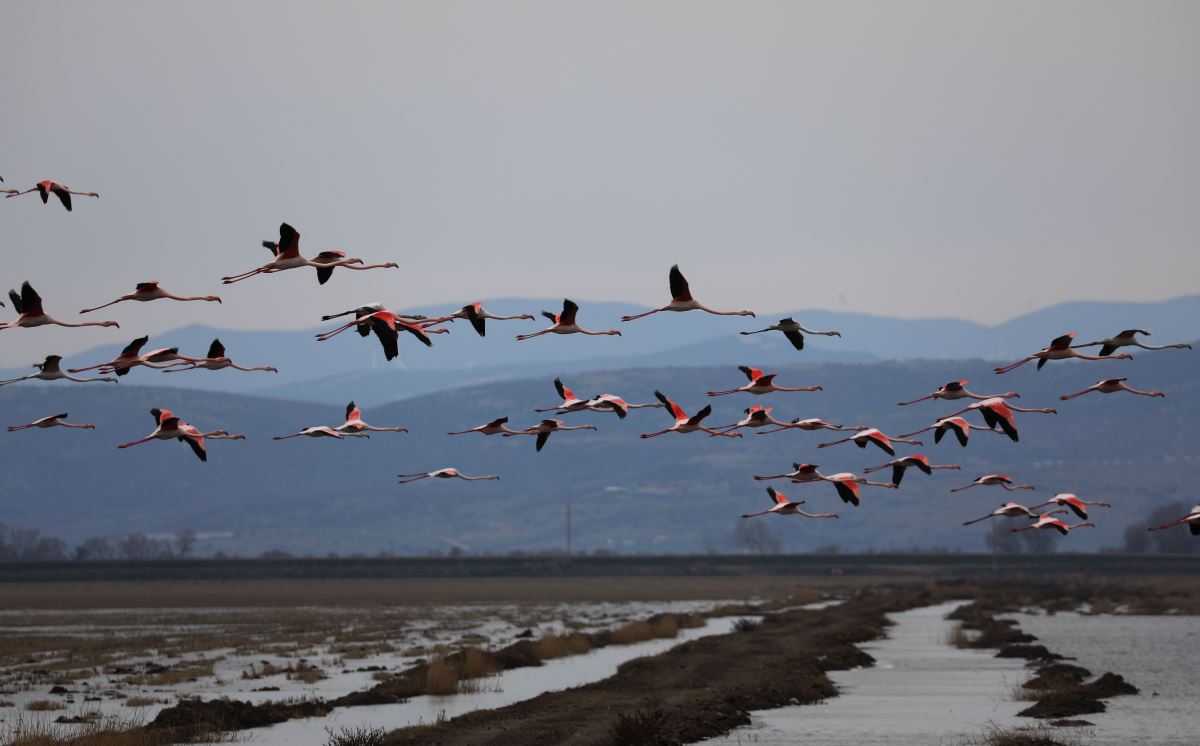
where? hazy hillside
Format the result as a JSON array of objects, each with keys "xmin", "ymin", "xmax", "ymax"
[
  {"xmin": 1, "ymin": 347, "xmax": 1195, "ymax": 556},
  {"xmin": 5, "ymin": 295, "xmax": 1195, "ymax": 404}
]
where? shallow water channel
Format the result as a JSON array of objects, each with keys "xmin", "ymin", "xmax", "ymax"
[{"xmin": 242, "ymin": 613, "xmax": 757, "ymax": 744}]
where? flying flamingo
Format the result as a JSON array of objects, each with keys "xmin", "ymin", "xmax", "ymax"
[
  {"xmin": 1029, "ymin": 494, "xmax": 1112, "ymax": 520},
  {"xmin": 68, "ymin": 336, "xmax": 181, "ymax": 377},
  {"xmin": 8, "ymin": 413, "xmax": 95, "ymax": 432},
  {"xmin": 820, "ymin": 472, "xmax": 897, "ymax": 507},
  {"xmin": 739, "ymin": 318, "xmax": 841, "ymax": 351},
  {"xmin": 898, "ymin": 417, "xmax": 1004, "ymax": 447},
  {"xmin": 1072, "ymin": 329, "xmax": 1192, "ymax": 356},
  {"xmin": 713, "ymin": 405, "xmax": 797, "ymax": 434},
  {"xmin": 0, "ymin": 356, "xmax": 116, "ymax": 386},
  {"xmin": 505, "ymin": 419, "xmax": 596, "ymax": 451},
  {"xmin": 620, "ymin": 265, "xmax": 755, "ymax": 322},
  {"xmin": 80, "ymin": 282, "xmax": 221, "ymax": 314},
  {"xmin": 817, "ymin": 428, "xmax": 922, "ymax": 457},
  {"xmin": 994, "ymin": 333, "xmax": 1132, "ymax": 374},
  {"xmin": 316, "ymin": 310, "xmax": 441, "ymax": 360},
  {"xmin": 584, "ymin": 394, "xmax": 663, "ymax": 418},
  {"xmin": 754, "ymin": 418, "xmax": 868, "ymax": 435},
  {"xmin": 1, "ymin": 282, "xmax": 119, "ymax": 331},
  {"xmin": 862, "ymin": 455, "xmax": 961, "ymax": 487},
  {"xmin": 1147, "ymin": 506, "xmax": 1200, "ymax": 535},
  {"xmin": 741, "ymin": 487, "xmax": 838, "ymax": 520},
  {"xmin": 950, "ymin": 474, "xmax": 1035, "ymax": 493},
  {"xmin": 1060, "ymin": 378, "xmax": 1164, "ymax": 401},
  {"xmin": 5, "ymin": 180, "xmax": 99, "ymax": 211},
  {"xmin": 221, "ymin": 223, "xmax": 363, "ymax": 284},
  {"xmin": 117, "ymin": 409, "xmax": 242, "ymax": 462},
  {"xmin": 309, "ymin": 251, "xmax": 397, "ymax": 285},
  {"xmin": 707, "ymin": 366, "xmax": 823, "ymax": 396},
  {"xmin": 397, "ymin": 468, "xmax": 500, "ymax": 485},
  {"xmin": 517, "ymin": 299, "xmax": 621, "ymax": 340},
  {"xmin": 962, "ymin": 504, "xmax": 1063, "ymax": 526},
  {"xmin": 161, "ymin": 339, "xmax": 278, "ymax": 373},
  {"xmin": 753, "ymin": 463, "xmax": 829, "ymax": 483},
  {"xmin": 273, "ymin": 426, "xmax": 369, "ymax": 441},
  {"xmin": 321, "ymin": 304, "xmax": 449, "ymax": 330},
  {"xmin": 447, "ymin": 417, "xmax": 528, "ymax": 436},
  {"xmin": 639, "ymin": 391, "xmax": 742, "ymax": 439},
  {"xmin": 451, "ymin": 302, "xmax": 535, "ymax": 336},
  {"xmin": 944, "ymin": 397, "xmax": 1056, "ymax": 443},
  {"xmin": 536, "ymin": 378, "xmax": 590, "ymax": 413},
  {"xmin": 1012, "ymin": 516, "xmax": 1095, "ymax": 535},
  {"xmin": 336, "ymin": 401, "xmax": 407, "ymax": 435},
  {"xmin": 897, "ymin": 380, "xmax": 1020, "ymax": 406}
]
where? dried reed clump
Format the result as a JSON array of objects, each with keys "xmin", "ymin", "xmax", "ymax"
[
  {"xmin": 610, "ymin": 615, "xmax": 681, "ymax": 645},
  {"xmin": 423, "ymin": 657, "xmax": 459, "ymax": 696},
  {"xmin": 24, "ymin": 700, "xmax": 66, "ymax": 712},
  {"xmin": 945, "ymin": 621, "xmax": 970, "ymax": 648},
  {"xmin": 241, "ymin": 661, "xmax": 283, "ymax": 680},
  {"xmin": 323, "ymin": 724, "xmax": 388, "ymax": 746},
  {"xmin": 533, "ymin": 633, "xmax": 591, "ymax": 660},
  {"xmin": 609, "ymin": 706, "xmax": 669, "ymax": 746},
  {"xmin": 286, "ymin": 661, "xmax": 327, "ymax": 684},
  {"xmin": 732, "ymin": 617, "xmax": 760, "ymax": 633},
  {"xmin": 459, "ymin": 648, "xmax": 497, "ymax": 679},
  {"xmin": 123, "ymin": 697, "xmax": 162, "ymax": 708}
]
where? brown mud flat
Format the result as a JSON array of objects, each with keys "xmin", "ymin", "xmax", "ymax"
[{"xmin": 380, "ymin": 587, "xmax": 927, "ymax": 746}]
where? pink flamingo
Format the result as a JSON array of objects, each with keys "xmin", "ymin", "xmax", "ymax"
[
  {"xmin": 308, "ymin": 251, "xmax": 397, "ymax": 285},
  {"xmin": 8, "ymin": 413, "xmax": 95, "ymax": 432},
  {"xmin": 447, "ymin": 417, "xmax": 528, "ymax": 436},
  {"xmin": 274, "ymin": 426, "xmax": 369, "ymax": 441},
  {"xmin": 944, "ymin": 397, "xmax": 1056, "ymax": 443},
  {"xmin": 316, "ymin": 311, "xmax": 442, "ymax": 360},
  {"xmin": 754, "ymin": 418, "xmax": 868, "ymax": 435},
  {"xmin": 897, "ymin": 380, "xmax": 1020, "ymax": 406},
  {"xmin": 950, "ymin": 474, "xmax": 1035, "ymax": 493},
  {"xmin": 1012, "ymin": 516, "xmax": 1095, "ymax": 535},
  {"xmin": 963, "ymin": 504, "xmax": 1063, "ymax": 526},
  {"xmin": 862, "ymin": 455, "xmax": 961, "ymax": 487},
  {"xmin": 707, "ymin": 366, "xmax": 822, "ymax": 396},
  {"xmin": 162, "ymin": 339, "xmax": 278, "ymax": 373},
  {"xmin": 1029, "ymin": 494, "xmax": 1112, "ymax": 520},
  {"xmin": 1060, "ymin": 378, "xmax": 1164, "ymax": 400},
  {"xmin": 68, "ymin": 336, "xmax": 181, "ymax": 377},
  {"xmin": 517, "ymin": 299, "xmax": 621, "ymax": 340},
  {"xmin": 819, "ymin": 472, "xmax": 897, "ymax": 507},
  {"xmin": 739, "ymin": 318, "xmax": 840, "ymax": 350},
  {"xmin": 713, "ymin": 405, "xmax": 797, "ymax": 434},
  {"xmin": 536, "ymin": 378, "xmax": 591, "ymax": 413},
  {"xmin": 5, "ymin": 180, "xmax": 98, "ymax": 211},
  {"xmin": 621, "ymin": 265, "xmax": 755, "ymax": 322},
  {"xmin": 505, "ymin": 418, "xmax": 596, "ymax": 451},
  {"xmin": 118, "ymin": 409, "xmax": 242, "ymax": 462},
  {"xmin": 80, "ymin": 282, "xmax": 221, "ymax": 313},
  {"xmin": 640, "ymin": 391, "xmax": 742, "ymax": 439},
  {"xmin": 1, "ymin": 282, "xmax": 119, "ymax": 331},
  {"xmin": 817, "ymin": 428, "xmax": 922, "ymax": 457},
  {"xmin": 1147, "ymin": 506, "xmax": 1200, "ymax": 535},
  {"xmin": 753, "ymin": 463, "xmax": 829, "ymax": 483},
  {"xmin": 0, "ymin": 355, "xmax": 116, "ymax": 386},
  {"xmin": 741, "ymin": 487, "xmax": 838, "ymax": 519},
  {"xmin": 336, "ymin": 402, "xmax": 407, "ymax": 435},
  {"xmin": 221, "ymin": 223, "xmax": 364, "ymax": 284},
  {"xmin": 1073, "ymin": 329, "xmax": 1192, "ymax": 356},
  {"xmin": 397, "ymin": 468, "xmax": 500, "ymax": 485},
  {"xmin": 451, "ymin": 302, "xmax": 535, "ymax": 337},
  {"xmin": 995, "ymin": 332, "xmax": 1132, "ymax": 374},
  {"xmin": 898, "ymin": 416, "xmax": 1004, "ymax": 447}
]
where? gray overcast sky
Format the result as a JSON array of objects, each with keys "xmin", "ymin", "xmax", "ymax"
[{"xmin": 2, "ymin": 1, "xmax": 1197, "ymax": 365}]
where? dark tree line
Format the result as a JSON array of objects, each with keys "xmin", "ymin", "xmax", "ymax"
[{"xmin": 0, "ymin": 522, "xmax": 197, "ymax": 561}]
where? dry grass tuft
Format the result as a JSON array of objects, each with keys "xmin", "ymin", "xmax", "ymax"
[
  {"xmin": 533, "ymin": 633, "xmax": 591, "ymax": 660},
  {"xmin": 423, "ymin": 657, "xmax": 459, "ymax": 696},
  {"xmin": 123, "ymin": 697, "xmax": 162, "ymax": 708},
  {"xmin": 459, "ymin": 648, "xmax": 497, "ymax": 679},
  {"xmin": 946, "ymin": 621, "xmax": 970, "ymax": 648},
  {"xmin": 24, "ymin": 700, "xmax": 66, "ymax": 712}
]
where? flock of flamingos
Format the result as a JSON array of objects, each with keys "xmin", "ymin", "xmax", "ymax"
[{"xmin": 3, "ymin": 177, "xmax": 1199, "ymax": 539}]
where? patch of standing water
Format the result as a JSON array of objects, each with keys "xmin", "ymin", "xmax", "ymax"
[
  {"xmin": 1006, "ymin": 611, "xmax": 1200, "ymax": 746},
  {"xmin": 698, "ymin": 601, "xmax": 1034, "ymax": 746},
  {"xmin": 238, "ymin": 613, "xmax": 765, "ymax": 745}
]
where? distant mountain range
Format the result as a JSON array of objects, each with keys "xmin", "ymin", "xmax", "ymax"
[
  {"xmin": 3, "ymin": 295, "xmax": 1197, "ymax": 404},
  {"xmin": 2, "ymin": 347, "xmax": 1195, "ymax": 556}
]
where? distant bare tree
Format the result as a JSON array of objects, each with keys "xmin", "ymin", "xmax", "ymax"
[
  {"xmin": 1123, "ymin": 524, "xmax": 1150, "ymax": 553},
  {"xmin": 29, "ymin": 537, "xmax": 67, "ymax": 561},
  {"xmin": 1018, "ymin": 527, "xmax": 1056, "ymax": 555},
  {"xmin": 118, "ymin": 533, "xmax": 168, "ymax": 560},
  {"xmin": 174, "ymin": 530, "xmax": 198, "ymax": 558},
  {"xmin": 985, "ymin": 521, "xmax": 1021, "ymax": 554},
  {"xmin": 734, "ymin": 521, "xmax": 782, "ymax": 555},
  {"xmin": 75, "ymin": 537, "xmax": 115, "ymax": 561}
]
